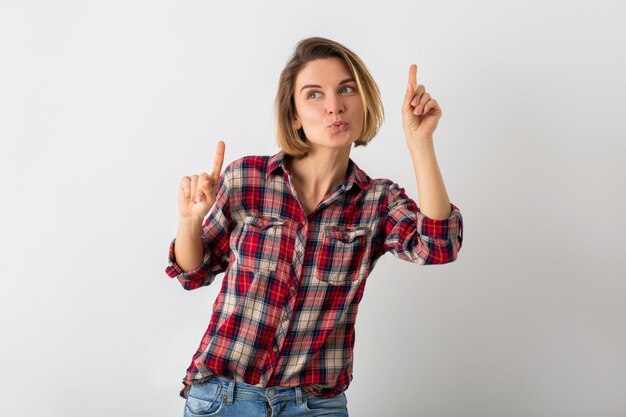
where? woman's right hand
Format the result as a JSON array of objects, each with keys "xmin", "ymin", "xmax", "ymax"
[{"xmin": 178, "ymin": 141, "xmax": 226, "ymax": 220}]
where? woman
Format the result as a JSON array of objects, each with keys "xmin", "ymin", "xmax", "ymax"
[{"xmin": 166, "ymin": 37, "xmax": 463, "ymax": 416}]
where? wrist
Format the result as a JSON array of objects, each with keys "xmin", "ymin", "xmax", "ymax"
[
  {"xmin": 406, "ymin": 135, "xmax": 434, "ymax": 150},
  {"xmin": 179, "ymin": 215, "xmax": 205, "ymax": 229}
]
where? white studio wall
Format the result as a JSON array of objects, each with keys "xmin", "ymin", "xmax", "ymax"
[{"xmin": 1, "ymin": 1, "xmax": 625, "ymax": 416}]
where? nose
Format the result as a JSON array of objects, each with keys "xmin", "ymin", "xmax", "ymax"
[{"xmin": 326, "ymin": 94, "xmax": 345, "ymax": 115}]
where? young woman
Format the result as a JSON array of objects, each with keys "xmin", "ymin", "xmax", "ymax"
[{"xmin": 166, "ymin": 37, "xmax": 464, "ymax": 417}]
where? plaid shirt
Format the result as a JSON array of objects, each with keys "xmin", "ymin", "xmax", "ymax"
[{"xmin": 166, "ymin": 151, "xmax": 463, "ymax": 399}]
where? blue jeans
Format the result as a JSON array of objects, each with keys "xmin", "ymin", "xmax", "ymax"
[{"xmin": 183, "ymin": 375, "xmax": 349, "ymax": 416}]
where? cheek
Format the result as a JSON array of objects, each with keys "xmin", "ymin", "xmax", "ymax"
[
  {"xmin": 354, "ymin": 112, "xmax": 365, "ymax": 136},
  {"xmin": 349, "ymin": 97, "xmax": 364, "ymax": 117},
  {"xmin": 352, "ymin": 104, "xmax": 365, "ymax": 126},
  {"xmin": 299, "ymin": 105, "xmax": 324, "ymax": 126}
]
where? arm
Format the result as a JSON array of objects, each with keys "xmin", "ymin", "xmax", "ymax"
[
  {"xmin": 379, "ymin": 180, "xmax": 463, "ymax": 265},
  {"xmin": 402, "ymin": 64, "xmax": 454, "ymax": 220},
  {"xmin": 165, "ymin": 164, "xmax": 233, "ymax": 290},
  {"xmin": 407, "ymin": 138, "xmax": 451, "ymax": 220},
  {"xmin": 165, "ymin": 141, "xmax": 232, "ymax": 290},
  {"xmin": 174, "ymin": 217, "xmax": 205, "ymax": 272},
  {"xmin": 376, "ymin": 63, "xmax": 462, "ymax": 264}
]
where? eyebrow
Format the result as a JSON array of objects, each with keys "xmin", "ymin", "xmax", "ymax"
[{"xmin": 299, "ymin": 78, "xmax": 355, "ymax": 93}]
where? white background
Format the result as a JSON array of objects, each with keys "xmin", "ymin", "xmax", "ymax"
[{"xmin": 1, "ymin": 1, "xmax": 625, "ymax": 416}]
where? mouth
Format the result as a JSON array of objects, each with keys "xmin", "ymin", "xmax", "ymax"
[
  {"xmin": 328, "ymin": 122, "xmax": 350, "ymax": 133},
  {"xmin": 328, "ymin": 121, "xmax": 350, "ymax": 133}
]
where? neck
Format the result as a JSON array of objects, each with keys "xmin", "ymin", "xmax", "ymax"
[{"xmin": 286, "ymin": 147, "xmax": 351, "ymax": 198}]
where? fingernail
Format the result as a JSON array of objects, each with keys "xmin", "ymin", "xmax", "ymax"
[{"xmin": 195, "ymin": 195, "xmax": 202, "ymax": 203}]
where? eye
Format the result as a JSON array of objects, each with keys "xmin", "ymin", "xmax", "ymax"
[
  {"xmin": 306, "ymin": 91, "xmax": 321, "ymax": 99},
  {"xmin": 340, "ymin": 86, "xmax": 356, "ymax": 94}
]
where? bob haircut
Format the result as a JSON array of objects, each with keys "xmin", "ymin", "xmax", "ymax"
[{"xmin": 275, "ymin": 37, "xmax": 384, "ymax": 158}]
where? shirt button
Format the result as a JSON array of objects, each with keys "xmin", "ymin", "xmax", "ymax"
[
  {"xmin": 289, "ymin": 285, "xmax": 295, "ymax": 292},
  {"xmin": 273, "ymin": 346, "xmax": 279, "ymax": 352}
]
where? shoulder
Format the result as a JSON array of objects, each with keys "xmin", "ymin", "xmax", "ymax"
[
  {"xmin": 366, "ymin": 177, "xmax": 417, "ymax": 213},
  {"xmin": 225, "ymin": 154, "xmax": 272, "ymax": 173},
  {"xmin": 366, "ymin": 177, "xmax": 405, "ymax": 196}
]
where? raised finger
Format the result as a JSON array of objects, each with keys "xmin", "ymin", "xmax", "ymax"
[
  {"xmin": 211, "ymin": 141, "xmax": 225, "ymax": 179},
  {"xmin": 408, "ymin": 64, "xmax": 418, "ymax": 89}
]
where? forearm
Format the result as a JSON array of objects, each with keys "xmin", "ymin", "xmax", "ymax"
[
  {"xmin": 406, "ymin": 137, "xmax": 452, "ymax": 220},
  {"xmin": 174, "ymin": 216, "xmax": 205, "ymax": 272}
]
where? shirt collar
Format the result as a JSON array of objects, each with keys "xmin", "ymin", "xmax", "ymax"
[{"xmin": 267, "ymin": 151, "xmax": 372, "ymax": 191}]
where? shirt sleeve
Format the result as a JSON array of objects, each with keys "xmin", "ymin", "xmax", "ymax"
[
  {"xmin": 379, "ymin": 180, "xmax": 463, "ymax": 265},
  {"xmin": 165, "ymin": 163, "xmax": 233, "ymax": 290}
]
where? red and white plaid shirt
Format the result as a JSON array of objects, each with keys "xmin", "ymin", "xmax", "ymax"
[{"xmin": 166, "ymin": 151, "xmax": 463, "ymax": 399}]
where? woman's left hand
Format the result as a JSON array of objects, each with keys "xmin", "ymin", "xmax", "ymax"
[{"xmin": 402, "ymin": 64, "xmax": 442, "ymax": 143}]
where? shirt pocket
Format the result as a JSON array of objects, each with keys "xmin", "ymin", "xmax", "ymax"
[
  {"xmin": 315, "ymin": 225, "xmax": 371, "ymax": 286},
  {"xmin": 235, "ymin": 214, "xmax": 286, "ymax": 273}
]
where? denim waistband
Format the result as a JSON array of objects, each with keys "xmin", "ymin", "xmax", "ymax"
[{"xmin": 201, "ymin": 375, "xmax": 311, "ymax": 406}]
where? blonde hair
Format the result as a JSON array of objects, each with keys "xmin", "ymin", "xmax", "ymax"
[{"xmin": 275, "ymin": 37, "xmax": 384, "ymax": 158}]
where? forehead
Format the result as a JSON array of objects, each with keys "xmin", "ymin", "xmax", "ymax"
[{"xmin": 295, "ymin": 57, "xmax": 352, "ymax": 86}]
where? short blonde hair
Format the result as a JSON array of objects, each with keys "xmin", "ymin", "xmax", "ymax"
[{"xmin": 275, "ymin": 37, "xmax": 384, "ymax": 158}]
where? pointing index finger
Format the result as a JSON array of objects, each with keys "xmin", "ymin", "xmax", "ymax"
[
  {"xmin": 211, "ymin": 140, "xmax": 225, "ymax": 179},
  {"xmin": 408, "ymin": 64, "xmax": 417, "ymax": 88}
]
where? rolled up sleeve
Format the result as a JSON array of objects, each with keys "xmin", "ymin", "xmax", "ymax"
[{"xmin": 381, "ymin": 181, "xmax": 463, "ymax": 265}]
